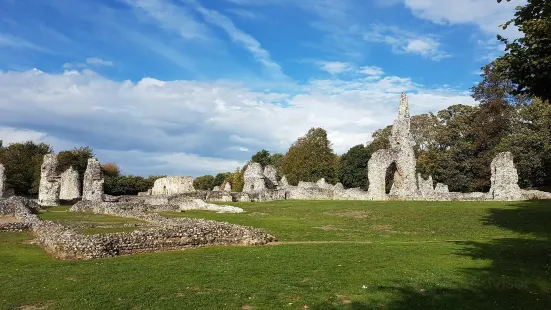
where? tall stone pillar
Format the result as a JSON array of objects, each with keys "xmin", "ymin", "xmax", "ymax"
[
  {"xmin": 38, "ymin": 154, "xmax": 61, "ymax": 206},
  {"xmin": 489, "ymin": 152, "xmax": 522, "ymax": 201},
  {"xmin": 82, "ymin": 158, "xmax": 104, "ymax": 202},
  {"xmin": 59, "ymin": 166, "xmax": 81, "ymax": 200}
]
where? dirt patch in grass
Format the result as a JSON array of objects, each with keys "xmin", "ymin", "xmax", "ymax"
[
  {"xmin": 324, "ymin": 210, "xmax": 372, "ymax": 219},
  {"xmin": 372, "ymin": 224, "xmax": 394, "ymax": 232},
  {"xmin": 0, "ymin": 216, "xmax": 22, "ymax": 223},
  {"xmin": 19, "ymin": 302, "xmax": 53, "ymax": 310},
  {"xmin": 314, "ymin": 225, "xmax": 344, "ymax": 231},
  {"xmin": 248, "ymin": 212, "xmax": 269, "ymax": 217}
]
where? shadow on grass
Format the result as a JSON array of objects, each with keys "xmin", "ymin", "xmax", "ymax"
[{"xmin": 313, "ymin": 200, "xmax": 551, "ymax": 310}]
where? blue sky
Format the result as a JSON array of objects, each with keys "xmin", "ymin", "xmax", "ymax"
[{"xmin": 0, "ymin": 0, "xmax": 524, "ymax": 176}]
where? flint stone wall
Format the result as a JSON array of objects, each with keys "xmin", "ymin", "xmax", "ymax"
[
  {"xmin": 0, "ymin": 196, "xmax": 273, "ymax": 260},
  {"xmin": 151, "ymin": 176, "xmax": 195, "ymax": 196},
  {"xmin": 83, "ymin": 158, "xmax": 104, "ymax": 202},
  {"xmin": 38, "ymin": 154, "xmax": 61, "ymax": 206},
  {"xmin": 489, "ymin": 152, "xmax": 523, "ymax": 201},
  {"xmin": 243, "ymin": 163, "xmax": 267, "ymax": 193},
  {"xmin": 263, "ymin": 165, "xmax": 278, "ymax": 189},
  {"xmin": 59, "ymin": 166, "xmax": 81, "ymax": 200}
]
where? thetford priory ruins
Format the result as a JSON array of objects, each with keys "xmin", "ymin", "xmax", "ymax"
[
  {"xmin": 2, "ymin": 92, "xmax": 550, "ymax": 206},
  {"xmin": 1, "ymin": 92, "xmax": 550, "ymax": 260}
]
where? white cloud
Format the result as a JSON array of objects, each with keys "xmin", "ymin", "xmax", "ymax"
[
  {"xmin": 0, "ymin": 68, "xmax": 476, "ymax": 176},
  {"xmin": 318, "ymin": 61, "xmax": 352, "ymax": 74},
  {"xmin": 188, "ymin": 0, "xmax": 287, "ymax": 80},
  {"xmin": 358, "ymin": 66, "xmax": 384, "ymax": 76},
  {"xmin": 0, "ymin": 127, "xmax": 46, "ymax": 145},
  {"xmin": 86, "ymin": 57, "xmax": 113, "ymax": 67},
  {"xmin": 0, "ymin": 33, "xmax": 49, "ymax": 52},
  {"xmin": 402, "ymin": 0, "xmax": 524, "ymax": 38},
  {"xmin": 364, "ymin": 24, "xmax": 451, "ymax": 61},
  {"xmin": 123, "ymin": 0, "xmax": 212, "ymax": 41},
  {"xmin": 226, "ymin": 9, "xmax": 263, "ymax": 20}
]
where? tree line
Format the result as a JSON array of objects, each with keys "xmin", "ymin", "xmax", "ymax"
[{"xmin": 0, "ymin": 142, "xmax": 160, "ymax": 196}]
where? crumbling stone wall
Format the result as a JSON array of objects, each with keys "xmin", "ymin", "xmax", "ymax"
[
  {"xmin": 38, "ymin": 154, "xmax": 61, "ymax": 206},
  {"xmin": 0, "ymin": 164, "xmax": 5, "ymax": 198},
  {"xmin": 82, "ymin": 158, "xmax": 104, "ymax": 202},
  {"xmin": 489, "ymin": 152, "xmax": 522, "ymax": 201},
  {"xmin": 263, "ymin": 165, "xmax": 278, "ymax": 189},
  {"xmin": 243, "ymin": 163, "xmax": 267, "ymax": 193},
  {"xmin": 0, "ymin": 196, "xmax": 274, "ymax": 260},
  {"xmin": 151, "ymin": 176, "xmax": 195, "ymax": 195},
  {"xmin": 59, "ymin": 166, "xmax": 81, "ymax": 200},
  {"xmin": 367, "ymin": 149, "xmax": 398, "ymax": 200}
]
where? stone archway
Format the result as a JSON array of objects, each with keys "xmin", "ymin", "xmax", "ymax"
[{"xmin": 367, "ymin": 149, "xmax": 399, "ymax": 200}]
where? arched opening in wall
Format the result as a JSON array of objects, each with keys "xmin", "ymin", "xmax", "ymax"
[
  {"xmin": 163, "ymin": 185, "xmax": 167, "ymax": 195},
  {"xmin": 250, "ymin": 184, "xmax": 254, "ymax": 191},
  {"xmin": 385, "ymin": 162, "xmax": 398, "ymax": 194}
]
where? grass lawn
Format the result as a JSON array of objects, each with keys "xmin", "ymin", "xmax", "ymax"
[
  {"xmin": 1, "ymin": 200, "xmax": 550, "ymax": 309},
  {"xmin": 38, "ymin": 205, "xmax": 151, "ymax": 235}
]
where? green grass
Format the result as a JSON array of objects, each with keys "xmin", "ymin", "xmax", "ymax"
[
  {"xmin": 1, "ymin": 200, "xmax": 550, "ymax": 309},
  {"xmin": 38, "ymin": 206, "xmax": 150, "ymax": 235}
]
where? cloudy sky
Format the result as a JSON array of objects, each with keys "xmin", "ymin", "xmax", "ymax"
[{"xmin": 0, "ymin": 0, "xmax": 523, "ymax": 176}]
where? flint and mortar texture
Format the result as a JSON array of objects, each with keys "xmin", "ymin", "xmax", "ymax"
[
  {"xmin": 489, "ymin": 152, "xmax": 523, "ymax": 201},
  {"xmin": 82, "ymin": 158, "xmax": 104, "ymax": 201},
  {"xmin": 59, "ymin": 166, "xmax": 81, "ymax": 200},
  {"xmin": 38, "ymin": 154, "xmax": 60, "ymax": 206},
  {"xmin": 243, "ymin": 163, "xmax": 267, "ymax": 193},
  {"xmin": 151, "ymin": 176, "xmax": 195, "ymax": 195}
]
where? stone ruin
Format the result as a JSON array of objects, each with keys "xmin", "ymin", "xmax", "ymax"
[
  {"xmin": 82, "ymin": 157, "xmax": 104, "ymax": 202},
  {"xmin": 150, "ymin": 176, "xmax": 195, "ymax": 196},
  {"xmin": 243, "ymin": 163, "xmax": 269, "ymax": 193},
  {"xmin": 36, "ymin": 155, "xmax": 98, "ymax": 206},
  {"xmin": 0, "ymin": 195, "xmax": 274, "ymax": 260},
  {"xmin": 367, "ymin": 93, "xmax": 417, "ymax": 200},
  {"xmin": 199, "ymin": 92, "xmax": 550, "ymax": 202},
  {"xmin": 0, "ymin": 164, "xmax": 14, "ymax": 198},
  {"xmin": 38, "ymin": 154, "xmax": 61, "ymax": 206},
  {"xmin": 489, "ymin": 152, "xmax": 522, "ymax": 201},
  {"xmin": 59, "ymin": 166, "xmax": 81, "ymax": 201}
]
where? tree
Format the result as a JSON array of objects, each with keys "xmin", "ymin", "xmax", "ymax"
[
  {"xmin": 0, "ymin": 141, "xmax": 53, "ymax": 195},
  {"xmin": 339, "ymin": 144, "xmax": 371, "ymax": 190},
  {"xmin": 101, "ymin": 162, "xmax": 121, "ymax": 177},
  {"xmin": 251, "ymin": 149, "xmax": 272, "ymax": 168},
  {"xmin": 496, "ymin": 98, "xmax": 551, "ymax": 188},
  {"xmin": 497, "ymin": 0, "xmax": 551, "ymax": 101},
  {"xmin": 193, "ymin": 175, "xmax": 215, "ymax": 190},
  {"xmin": 213, "ymin": 172, "xmax": 233, "ymax": 187},
  {"xmin": 281, "ymin": 128, "xmax": 338, "ymax": 185},
  {"xmin": 231, "ymin": 166, "xmax": 245, "ymax": 192},
  {"xmin": 104, "ymin": 175, "xmax": 159, "ymax": 196}
]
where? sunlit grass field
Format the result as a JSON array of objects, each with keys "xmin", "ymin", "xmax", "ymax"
[{"xmin": 1, "ymin": 200, "xmax": 550, "ymax": 309}]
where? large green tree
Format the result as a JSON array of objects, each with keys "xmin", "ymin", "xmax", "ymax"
[
  {"xmin": 0, "ymin": 141, "xmax": 53, "ymax": 195},
  {"xmin": 213, "ymin": 172, "xmax": 233, "ymax": 187},
  {"xmin": 497, "ymin": 0, "xmax": 551, "ymax": 101},
  {"xmin": 104, "ymin": 175, "xmax": 160, "ymax": 196},
  {"xmin": 339, "ymin": 144, "xmax": 371, "ymax": 190},
  {"xmin": 193, "ymin": 175, "xmax": 215, "ymax": 190},
  {"xmin": 282, "ymin": 128, "xmax": 338, "ymax": 185},
  {"xmin": 496, "ymin": 97, "xmax": 551, "ymax": 188},
  {"xmin": 251, "ymin": 150, "xmax": 272, "ymax": 168}
]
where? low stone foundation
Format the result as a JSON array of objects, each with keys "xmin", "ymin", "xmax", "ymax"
[{"xmin": 0, "ymin": 197, "xmax": 275, "ymax": 260}]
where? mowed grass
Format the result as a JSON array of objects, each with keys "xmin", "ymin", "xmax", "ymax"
[
  {"xmin": 1, "ymin": 200, "xmax": 550, "ymax": 309},
  {"xmin": 39, "ymin": 205, "xmax": 149, "ymax": 235}
]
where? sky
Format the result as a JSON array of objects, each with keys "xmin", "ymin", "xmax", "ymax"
[{"xmin": 0, "ymin": 0, "xmax": 525, "ymax": 177}]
